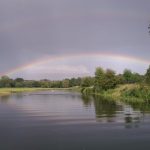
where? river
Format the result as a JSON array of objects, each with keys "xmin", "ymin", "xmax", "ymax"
[{"xmin": 0, "ymin": 90, "xmax": 150, "ymax": 150}]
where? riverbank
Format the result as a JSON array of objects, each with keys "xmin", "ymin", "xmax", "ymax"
[
  {"xmin": 0, "ymin": 86, "xmax": 81, "ymax": 96},
  {"xmin": 82, "ymin": 84, "xmax": 150, "ymax": 103},
  {"xmin": 1, "ymin": 85, "xmax": 149, "ymax": 104}
]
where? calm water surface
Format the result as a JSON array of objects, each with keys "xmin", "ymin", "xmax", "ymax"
[{"xmin": 0, "ymin": 90, "xmax": 150, "ymax": 150}]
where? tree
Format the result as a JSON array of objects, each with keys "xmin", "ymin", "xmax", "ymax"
[
  {"xmin": 131, "ymin": 73, "xmax": 143, "ymax": 83},
  {"xmin": 81, "ymin": 76, "xmax": 94, "ymax": 87},
  {"xmin": 32, "ymin": 81, "xmax": 41, "ymax": 87},
  {"xmin": 94, "ymin": 67, "xmax": 118, "ymax": 91},
  {"xmin": 51, "ymin": 81, "xmax": 62, "ymax": 88},
  {"xmin": 14, "ymin": 78, "xmax": 24, "ymax": 87},
  {"xmin": 69, "ymin": 78, "xmax": 75, "ymax": 87},
  {"xmin": 116, "ymin": 74, "xmax": 125, "ymax": 84},
  {"xmin": 94, "ymin": 67, "xmax": 105, "ymax": 92},
  {"xmin": 62, "ymin": 79, "xmax": 70, "ymax": 88},
  {"xmin": 123, "ymin": 69, "xmax": 133, "ymax": 83},
  {"xmin": 15, "ymin": 78, "xmax": 24, "ymax": 82},
  {"xmin": 145, "ymin": 65, "xmax": 150, "ymax": 85},
  {"xmin": 40, "ymin": 82, "xmax": 49, "ymax": 88},
  {"xmin": 103, "ymin": 69, "xmax": 117, "ymax": 90},
  {"xmin": 0, "ymin": 76, "xmax": 12, "ymax": 87},
  {"xmin": 76, "ymin": 77, "xmax": 82, "ymax": 86}
]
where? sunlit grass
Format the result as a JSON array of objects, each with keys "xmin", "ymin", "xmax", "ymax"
[
  {"xmin": 82, "ymin": 84, "xmax": 150, "ymax": 103},
  {"xmin": 104, "ymin": 84, "xmax": 150, "ymax": 103},
  {"xmin": 0, "ymin": 88, "xmax": 46, "ymax": 96},
  {"xmin": 0, "ymin": 86, "xmax": 80, "ymax": 96}
]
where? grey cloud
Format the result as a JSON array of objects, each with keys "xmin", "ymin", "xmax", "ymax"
[{"xmin": 0, "ymin": 0, "xmax": 150, "ymax": 77}]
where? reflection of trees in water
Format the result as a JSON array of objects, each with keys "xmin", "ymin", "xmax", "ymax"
[
  {"xmin": 122, "ymin": 101, "xmax": 150, "ymax": 128},
  {"xmin": 81, "ymin": 94, "xmax": 148, "ymax": 127},
  {"xmin": 81, "ymin": 94, "xmax": 122, "ymax": 123},
  {"xmin": 123, "ymin": 104, "xmax": 144, "ymax": 129},
  {"xmin": 126, "ymin": 101, "xmax": 150, "ymax": 112},
  {"xmin": 93, "ymin": 95, "xmax": 120, "ymax": 118},
  {"xmin": 124, "ymin": 115, "xmax": 141, "ymax": 129},
  {"xmin": 81, "ymin": 94, "xmax": 93, "ymax": 106}
]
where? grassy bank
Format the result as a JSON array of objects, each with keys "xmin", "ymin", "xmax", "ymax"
[
  {"xmin": 1, "ymin": 85, "xmax": 149, "ymax": 104},
  {"xmin": 0, "ymin": 86, "xmax": 81, "ymax": 96},
  {"xmin": 82, "ymin": 84, "xmax": 150, "ymax": 103},
  {"xmin": 0, "ymin": 88, "xmax": 50, "ymax": 96}
]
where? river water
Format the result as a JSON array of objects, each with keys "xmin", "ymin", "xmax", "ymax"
[{"xmin": 0, "ymin": 90, "xmax": 150, "ymax": 150}]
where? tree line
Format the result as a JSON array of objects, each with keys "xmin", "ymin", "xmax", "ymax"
[
  {"xmin": 0, "ymin": 76, "xmax": 82, "ymax": 88},
  {"xmin": 0, "ymin": 65, "xmax": 150, "ymax": 89}
]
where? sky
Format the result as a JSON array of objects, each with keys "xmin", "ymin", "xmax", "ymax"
[{"xmin": 0, "ymin": 0, "xmax": 150, "ymax": 80}]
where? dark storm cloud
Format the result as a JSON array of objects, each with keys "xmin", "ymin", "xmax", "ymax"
[{"xmin": 0, "ymin": 0, "xmax": 150, "ymax": 74}]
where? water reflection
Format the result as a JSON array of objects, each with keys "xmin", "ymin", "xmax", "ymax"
[
  {"xmin": 0, "ymin": 91, "xmax": 150, "ymax": 128},
  {"xmin": 1, "ymin": 91, "xmax": 150, "ymax": 150},
  {"xmin": 93, "ymin": 95, "xmax": 120, "ymax": 117},
  {"xmin": 81, "ymin": 94, "xmax": 93, "ymax": 106},
  {"xmin": 81, "ymin": 94, "xmax": 148, "ymax": 128},
  {"xmin": 0, "ymin": 95, "xmax": 10, "ymax": 103}
]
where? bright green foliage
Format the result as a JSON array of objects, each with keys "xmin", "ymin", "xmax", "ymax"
[
  {"xmin": 145, "ymin": 65, "xmax": 150, "ymax": 85},
  {"xmin": 122, "ymin": 85, "xmax": 150, "ymax": 102}
]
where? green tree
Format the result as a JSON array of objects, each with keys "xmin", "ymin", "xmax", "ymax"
[
  {"xmin": 116, "ymin": 74, "xmax": 125, "ymax": 84},
  {"xmin": 103, "ymin": 69, "xmax": 117, "ymax": 90},
  {"xmin": 76, "ymin": 77, "xmax": 82, "ymax": 86},
  {"xmin": 23, "ymin": 80, "xmax": 33, "ymax": 87},
  {"xmin": 94, "ymin": 67, "xmax": 105, "ymax": 92},
  {"xmin": 14, "ymin": 78, "xmax": 24, "ymax": 87},
  {"xmin": 40, "ymin": 82, "xmax": 49, "ymax": 88},
  {"xmin": 94, "ymin": 67, "xmax": 118, "ymax": 91},
  {"xmin": 145, "ymin": 65, "xmax": 150, "ymax": 85},
  {"xmin": 0, "ymin": 76, "xmax": 12, "ymax": 87},
  {"xmin": 131, "ymin": 73, "xmax": 143, "ymax": 83},
  {"xmin": 81, "ymin": 76, "xmax": 94, "ymax": 87},
  {"xmin": 62, "ymin": 79, "xmax": 70, "ymax": 88},
  {"xmin": 123, "ymin": 69, "xmax": 133, "ymax": 83},
  {"xmin": 32, "ymin": 81, "xmax": 41, "ymax": 87},
  {"xmin": 15, "ymin": 78, "xmax": 24, "ymax": 82}
]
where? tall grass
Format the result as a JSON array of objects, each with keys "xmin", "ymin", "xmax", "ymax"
[
  {"xmin": 120, "ymin": 84, "xmax": 150, "ymax": 103},
  {"xmin": 81, "ymin": 84, "xmax": 150, "ymax": 103}
]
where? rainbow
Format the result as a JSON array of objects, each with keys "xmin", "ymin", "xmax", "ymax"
[{"xmin": 0, "ymin": 52, "xmax": 150, "ymax": 77}]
